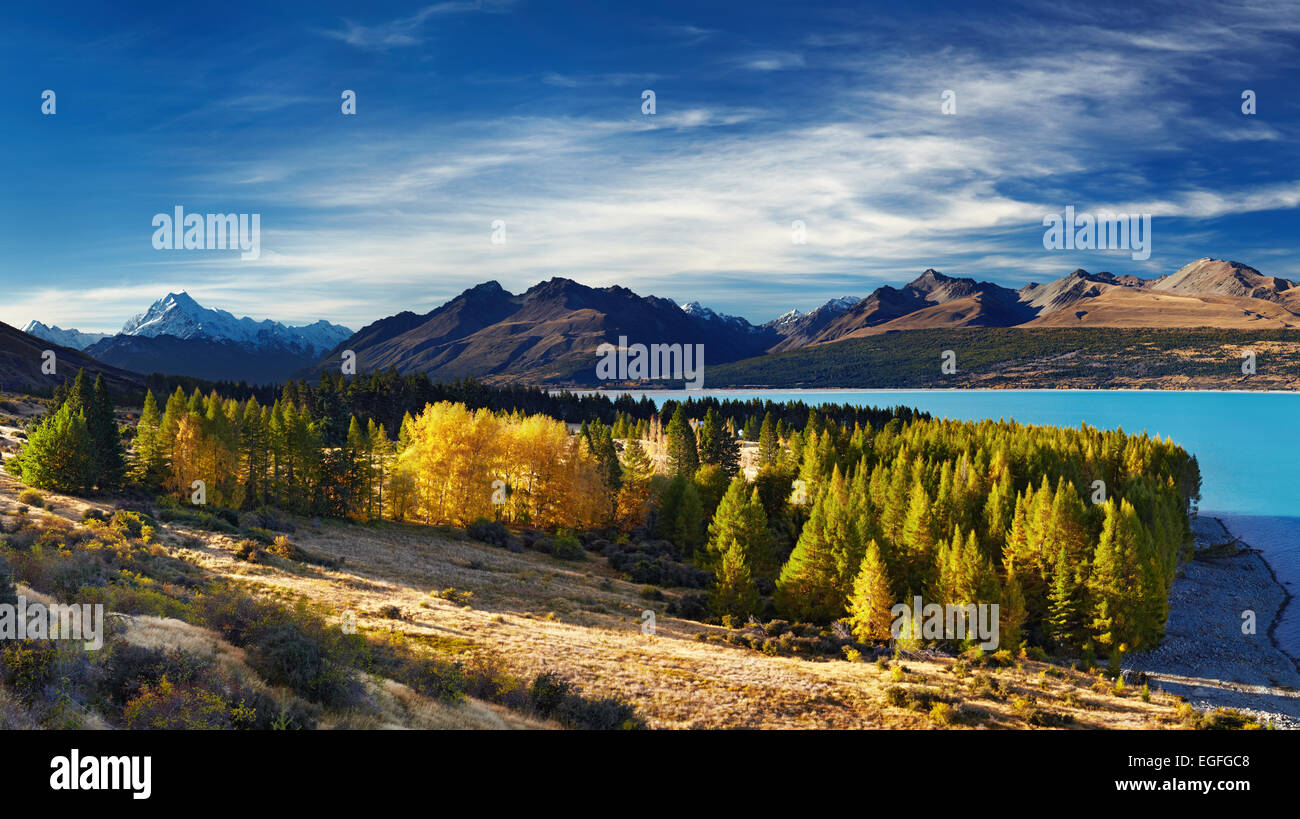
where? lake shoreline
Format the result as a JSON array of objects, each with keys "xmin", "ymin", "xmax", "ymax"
[{"xmin": 1124, "ymin": 516, "xmax": 1300, "ymax": 728}]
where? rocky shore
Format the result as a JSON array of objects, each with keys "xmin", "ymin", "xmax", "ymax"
[{"xmin": 1124, "ymin": 516, "xmax": 1300, "ymax": 729}]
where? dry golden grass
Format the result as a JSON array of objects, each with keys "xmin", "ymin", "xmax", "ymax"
[{"xmin": 1, "ymin": 471, "xmax": 1196, "ymax": 729}]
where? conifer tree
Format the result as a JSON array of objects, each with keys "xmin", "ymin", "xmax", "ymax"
[
  {"xmin": 132, "ymin": 390, "xmax": 168, "ymax": 489},
  {"xmin": 1046, "ymin": 545, "xmax": 1086, "ymax": 654},
  {"xmin": 710, "ymin": 536, "xmax": 760, "ymax": 623},
  {"xmin": 9, "ymin": 402, "xmax": 94, "ymax": 493},
  {"xmin": 1000, "ymin": 570, "xmax": 1028, "ymax": 651},
  {"xmin": 616, "ymin": 437, "xmax": 655, "ymax": 529},
  {"xmin": 706, "ymin": 476, "xmax": 773, "ymax": 575},
  {"xmin": 697, "ymin": 408, "xmax": 740, "ymax": 476},
  {"xmin": 757, "ymin": 412, "xmax": 779, "ymax": 465},
  {"xmin": 1088, "ymin": 498, "xmax": 1145, "ymax": 656},
  {"xmin": 672, "ymin": 479, "xmax": 705, "ymax": 553},
  {"xmin": 847, "ymin": 539, "xmax": 894, "ymax": 641},
  {"xmin": 899, "ymin": 478, "xmax": 936, "ymax": 595},
  {"xmin": 775, "ymin": 483, "xmax": 848, "ymax": 621},
  {"xmin": 90, "ymin": 375, "xmax": 125, "ymax": 490},
  {"xmin": 665, "ymin": 405, "xmax": 699, "ymax": 477}
]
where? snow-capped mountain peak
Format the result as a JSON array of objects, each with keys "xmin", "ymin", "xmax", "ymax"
[
  {"xmin": 20, "ymin": 321, "xmax": 110, "ymax": 351},
  {"xmin": 820, "ymin": 296, "xmax": 860, "ymax": 313},
  {"xmin": 681, "ymin": 300, "xmax": 759, "ymax": 333},
  {"xmin": 119, "ymin": 292, "xmax": 352, "ymax": 353}
]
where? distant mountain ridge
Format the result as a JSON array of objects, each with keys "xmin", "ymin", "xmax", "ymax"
[
  {"xmin": 305, "ymin": 257, "xmax": 1300, "ymax": 386},
  {"xmin": 12, "ymin": 257, "xmax": 1293, "ymax": 388},
  {"xmin": 312, "ymin": 277, "xmax": 780, "ymax": 383},
  {"xmin": 70, "ymin": 293, "xmax": 354, "ymax": 384},
  {"xmin": 0, "ymin": 321, "xmax": 142, "ymax": 394},
  {"xmin": 119, "ymin": 291, "xmax": 351, "ymax": 352},
  {"xmin": 20, "ymin": 322, "xmax": 109, "ymax": 351}
]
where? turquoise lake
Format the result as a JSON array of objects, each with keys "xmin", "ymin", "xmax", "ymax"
[{"xmin": 593, "ymin": 389, "xmax": 1300, "ymax": 659}]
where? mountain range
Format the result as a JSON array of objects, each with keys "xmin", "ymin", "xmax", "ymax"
[
  {"xmin": 309, "ymin": 257, "xmax": 1300, "ymax": 385},
  {"xmin": 0, "ymin": 321, "xmax": 142, "ymax": 395},
  {"xmin": 7, "ymin": 257, "xmax": 1299, "ymax": 389},
  {"xmin": 311, "ymin": 279, "xmax": 780, "ymax": 383},
  {"xmin": 20, "ymin": 322, "xmax": 110, "ymax": 351},
  {"xmin": 46, "ymin": 293, "xmax": 355, "ymax": 383}
]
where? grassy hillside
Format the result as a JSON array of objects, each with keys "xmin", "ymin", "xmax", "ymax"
[
  {"xmin": 704, "ymin": 327, "xmax": 1300, "ymax": 390},
  {"xmin": 0, "ymin": 471, "xmax": 1233, "ymax": 730}
]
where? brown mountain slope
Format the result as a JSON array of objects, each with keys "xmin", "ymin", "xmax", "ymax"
[
  {"xmin": 834, "ymin": 291, "xmax": 1038, "ymax": 337},
  {"xmin": 1023, "ymin": 287, "xmax": 1300, "ymax": 329},
  {"xmin": 0, "ymin": 320, "xmax": 144, "ymax": 395},
  {"xmin": 1152, "ymin": 258, "xmax": 1295, "ymax": 301},
  {"xmin": 316, "ymin": 278, "xmax": 778, "ymax": 384},
  {"xmin": 1017, "ymin": 269, "xmax": 1140, "ymax": 316},
  {"xmin": 809, "ymin": 269, "xmax": 1032, "ymax": 345}
]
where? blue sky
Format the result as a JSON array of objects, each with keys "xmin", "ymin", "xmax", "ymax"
[{"xmin": 1, "ymin": 0, "xmax": 1297, "ymax": 332}]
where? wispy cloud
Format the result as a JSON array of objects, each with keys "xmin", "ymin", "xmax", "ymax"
[{"xmin": 319, "ymin": 0, "xmax": 516, "ymax": 50}]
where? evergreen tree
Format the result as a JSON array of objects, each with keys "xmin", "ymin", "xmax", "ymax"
[
  {"xmin": 89, "ymin": 375, "xmax": 125, "ymax": 490},
  {"xmin": 1000, "ymin": 570, "xmax": 1028, "ymax": 651},
  {"xmin": 710, "ymin": 533, "xmax": 761, "ymax": 623},
  {"xmin": 665, "ymin": 405, "xmax": 699, "ymax": 477},
  {"xmin": 132, "ymin": 390, "xmax": 168, "ymax": 489},
  {"xmin": 672, "ymin": 479, "xmax": 705, "ymax": 553},
  {"xmin": 8, "ymin": 403, "xmax": 94, "ymax": 493},
  {"xmin": 775, "ymin": 483, "xmax": 848, "ymax": 621},
  {"xmin": 1088, "ymin": 499, "xmax": 1146, "ymax": 656},
  {"xmin": 757, "ymin": 412, "xmax": 780, "ymax": 465},
  {"xmin": 697, "ymin": 408, "xmax": 740, "ymax": 476},
  {"xmin": 899, "ymin": 478, "xmax": 936, "ymax": 595},
  {"xmin": 847, "ymin": 539, "xmax": 894, "ymax": 641},
  {"xmin": 706, "ymin": 476, "xmax": 773, "ymax": 575},
  {"xmin": 1045, "ymin": 545, "xmax": 1086, "ymax": 654}
]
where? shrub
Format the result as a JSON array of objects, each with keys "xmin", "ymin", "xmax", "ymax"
[
  {"xmin": 466, "ymin": 518, "xmax": 509, "ymax": 547},
  {"xmin": 884, "ymin": 685, "xmax": 944, "ymax": 712},
  {"xmin": 110, "ymin": 509, "xmax": 153, "ymax": 539},
  {"xmin": 248, "ymin": 622, "xmax": 359, "ymax": 708},
  {"xmin": 122, "ymin": 676, "xmax": 231, "ymax": 729},
  {"xmin": 883, "ymin": 685, "xmax": 909, "ymax": 708},
  {"xmin": 528, "ymin": 671, "xmax": 573, "ymax": 716},
  {"xmin": 233, "ymin": 539, "xmax": 264, "ymax": 563},
  {"xmin": 552, "ymin": 533, "xmax": 585, "ymax": 561},
  {"xmin": 0, "ymin": 640, "xmax": 58, "ymax": 700},
  {"xmin": 0, "ymin": 555, "xmax": 16, "ymax": 606},
  {"xmin": 17, "ymin": 489, "xmax": 43, "ymax": 507},
  {"xmin": 267, "ymin": 535, "xmax": 305, "ymax": 561},
  {"xmin": 930, "ymin": 701, "xmax": 956, "ymax": 726},
  {"xmin": 399, "ymin": 657, "xmax": 468, "ymax": 703},
  {"xmin": 436, "ymin": 588, "xmax": 473, "ymax": 606},
  {"xmin": 242, "ymin": 527, "xmax": 277, "ymax": 545},
  {"xmin": 527, "ymin": 671, "xmax": 643, "ymax": 729},
  {"xmin": 763, "ymin": 619, "xmax": 792, "ymax": 637},
  {"xmin": 666, "ymin": 593, "xmax": 709, "ymax": 621}
]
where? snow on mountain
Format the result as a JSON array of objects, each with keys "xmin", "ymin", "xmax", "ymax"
[
  {"xmin": 20, "ymin": 321, "xmax": 110, "ymax": 350},
  {"xmin": 681, "ymin": 300, "xmax": 759, "ymax": 332},
  {"xmin": 766, "ymin": 296, "xmax": 859, "ymax": 330},
  {"xmin": 119, "ymin": 292, "xmax": 352, "ymax": 353}
]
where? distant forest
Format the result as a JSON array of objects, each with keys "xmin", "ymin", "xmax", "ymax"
[{"xmin": 704, "ymin": 327, "xmax": 1300, "ymax": 388}]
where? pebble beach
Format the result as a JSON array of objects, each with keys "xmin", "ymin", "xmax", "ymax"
[{"xmin": 1125, "ymin": 516, "xmax": 1300, "ymax": 729}]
